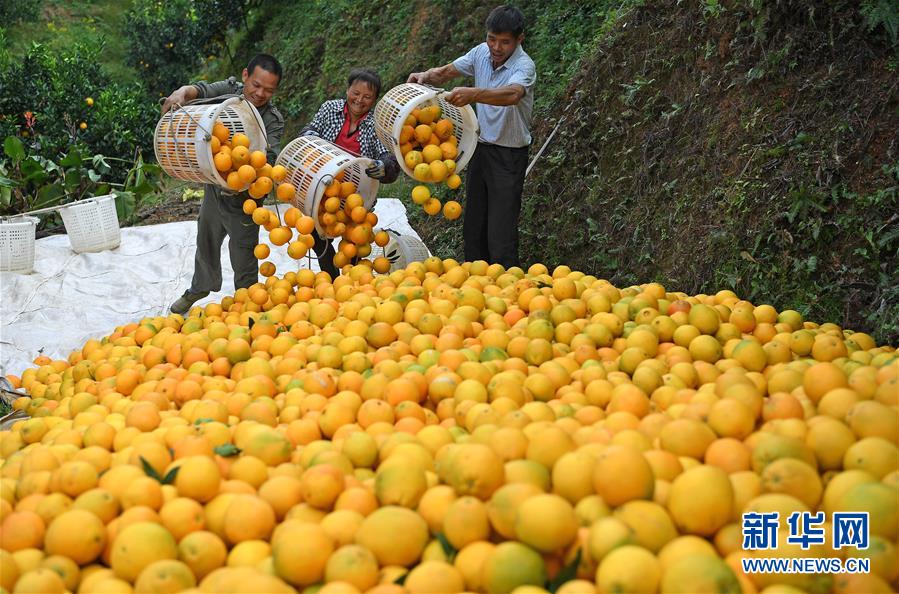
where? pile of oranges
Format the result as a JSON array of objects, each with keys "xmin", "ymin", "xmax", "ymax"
[
  {"xmin": 1, "ymin": 261, "xmax": 897, "ymax": 594},
  {"xmin": 210, "ymin": 121, "xmax": 296, "ymax": 201}
]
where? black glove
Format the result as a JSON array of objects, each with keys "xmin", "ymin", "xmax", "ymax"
[{"xmin": 365, "ymin": 160, "xmax": 386, "ymax": 180}]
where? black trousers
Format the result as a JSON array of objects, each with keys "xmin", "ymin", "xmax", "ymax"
[
  {"xmin": 463, "ymin": 142, "xmax": 528, "ymax": 268},
  {"xmin": 312, "ymin": 230, "xmax": 339, "ymax": 278}
]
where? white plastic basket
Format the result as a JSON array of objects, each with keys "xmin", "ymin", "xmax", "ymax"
[
  {"xmin": 275, "ymin": 135, "xmax": 379, "ymax": 237},
  {"xmin": 371, "ymin": 229, "xmax": 430, "ymax": 272},
  {"xmin": 373, "ymin": 83, "xmax": 479, "ymax": 178},
  {"xmin": 0, "ymin": 216, "xmax": 39, "ymax": 274},
  {"xmin": 154, "ymin": 96, "xmax": 266, "ymax": 189},
  {"xmin": 58, "ymin": 195, "xmax": 121, "ymax": 253}
]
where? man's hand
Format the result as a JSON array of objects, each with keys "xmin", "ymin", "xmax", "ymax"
[
  {"xmin": 161, "ymin": 85, "xmax": 199, "ymax": 115},
  {"xmin": 444, "ymin": 87, "xmax": 480, "ymax": 107},
  {"xmin": 407, "ymin": 71, "xmax": 429, "ymax": 84},
  {"xmin": 365, "ymin": 160, "xmax": 386, "ymax": 180}
]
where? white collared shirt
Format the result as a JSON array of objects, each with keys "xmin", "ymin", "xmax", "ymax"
[{"xmin": 453, "ymin": 42, "xmax": 536, "ymax": 148}]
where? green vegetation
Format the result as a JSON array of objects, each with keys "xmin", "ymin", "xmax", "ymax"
[
  {"xmin": 2, "ymin": 0, "xmax": 136, "ymax": 82},
  {"xmin": 124, "ymin": 0, "xmax": 249, "ymax": 97},
  {"xmin": 0, "ymin": 36, "xmax": 162, "ymax": 221}
]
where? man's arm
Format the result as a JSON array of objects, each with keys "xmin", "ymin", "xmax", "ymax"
[
  {"xmin": 161, "ymin": 85, "xmax": 199, "ymax": 114},
  {"xmin": 161, "ymin": 78, "xmax": 240, "ymax": 114},
  {"xmin": 407, "ymin": 63, "xmax": 462, "ymax": 86},
  {"xmin": 444, "ymin": 84, "xmax": 526, "ymax": 107}
]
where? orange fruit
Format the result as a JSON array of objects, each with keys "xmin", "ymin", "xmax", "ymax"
[
  {"xmin": 272, "ymin": 522, "xmax": 333, "ymax": 587},
  {"xmin": 354, "ymin": 506, "xmax": 429, "ymax": 567},
  {"xmin": 178, "ymin": 530, "xmax": 227, "ymax": 580},
  {"xmin": 423, "ymin": 197, "xmax": 442, "ymax": 216},
  {"xmin": 276, "ymin": 182, "xmax": 296, "ymax": 202},
  {"xmin": 110, "ymin": 521, "xmax": 178, "ymax": 582},
  {"xmin": 482, "ymin": 541, "xmax": 547, "ymax": 594},
  {"xmin": 668, "ymin": 465, "xmax": 733, "ymax": 536},
  {"xmin": 231, "ymin": 133, "xmax": 250, "ymax": 148},
  {"xmin": 592, "ymin": 445, "xmax": 654, "ymax": 506},
  {"xmin": 213, "ymin": 152, "xmax": 232, "ymax": 172}
]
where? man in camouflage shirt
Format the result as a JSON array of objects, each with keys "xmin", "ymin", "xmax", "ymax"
[{"xmin": 162, "ymin": 54, "xmax": 285, "ymax": 315}]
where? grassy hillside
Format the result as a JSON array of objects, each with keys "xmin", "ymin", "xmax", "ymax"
[
  {"xmin": 515, "ymin": 0, "xmax": 898, "ymax": 342},
  {"xmin": 225, "ymin": 0, "xmax": 897, "ymax": 343},
  {"xmin": 4, "ymin": 0, "xmax": 136, "ymax": 82},
  {"xmin": 220, "ymin": 0, "xmax": 628, "ymax": 135}
]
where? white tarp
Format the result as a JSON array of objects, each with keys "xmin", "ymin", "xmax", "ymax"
[{"xmin": 0, "ymin": 198, "xmax": 421, "ymax": 378}]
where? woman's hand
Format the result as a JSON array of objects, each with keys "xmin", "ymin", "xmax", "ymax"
[{"xmin": 365, "ymin": 160, "xmax": 386, "ymax": 180}]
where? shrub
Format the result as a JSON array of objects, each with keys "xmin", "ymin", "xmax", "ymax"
[
  {"xmin": 0, "ymin": 41, "xmax": 157, "ymax": 169},
  {"xmin": 124, "ymin": 0, "xmax": 249, "ymax": 97}
]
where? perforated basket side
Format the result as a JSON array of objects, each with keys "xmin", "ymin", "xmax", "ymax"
[
  {"xmin": 59, "ymin": 195, "xmax": 121, "ymax": 253},
  {"xmin": 276, "ymin": 136, "xmax": 379, "ymax": 238},
  {"xmin": 373, "ymin": 84, "xmax": 436, "ymax": 164},
  {"xmin": 373, "ymin": 84, "xmax": 479, "ymax": 178},
  {"xmin": 0, "ymin": 216, "xmax": 38, "ymax": 274},
  {"xmin": 435, "ymin": 97, "xmax": 480, "ymax": 173},
  {"xmin": 154, "ymin": 97, "xmax": 266, "ymax": 189},
  {"xmin": 374, "ymin": 231, "xmax": 429, "ymax": 272},
  {"xmin": 395, "ymin": 235, "xmax": 430, "ymax": 268},
  {"xmin": 155, "ymin": 110, "xmax": 206, "ymax": 184}
]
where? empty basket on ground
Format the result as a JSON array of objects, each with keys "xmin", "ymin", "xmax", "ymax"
[
  {"xmin": 374, "ymin": 83, "xmax": 479, "ymax": 177},
  {"xmin": 372, "ymin": 229, "xmax": 430, "ymax": 272},
  {"xmin": 275, "ymin": 135, "xmax": 379, "ymax": 237},
  {"xmin": 58, "ymin": 194, "xmax": 121, "ymax": 253},
  {"xmin": 0, "ymin": 216, "xmax": 39, "ymax": 274},
  {"xmin": 154, "ymin": 96, "xmax": 265, "ymax": 190}
]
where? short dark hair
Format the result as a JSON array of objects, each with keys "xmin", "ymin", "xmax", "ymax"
[
  {"xmin": 486, "ymin": 5, "xmax": 525, "ymax": 37},
  {"xmin": 347, "ymin": 68, "xmax": 382, "ymax": 96},
  {"xmin": 247, "ymin": 54, "xmax": 283, "ymax": 82}
]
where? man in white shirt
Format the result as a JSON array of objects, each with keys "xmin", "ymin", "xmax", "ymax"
[{"xmin": 409, "ymin": 5, "xmax": 536, "ymax": 268}]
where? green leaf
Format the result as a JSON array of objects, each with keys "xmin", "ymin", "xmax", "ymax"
[
  {"xmin": 64, "ymin": 169, "xmax": 82, "ymax": 192},
  {"xmin": 547, "ymin": 548, "xmax": 581, "ymax": 593},
  {"xmin": 0, "ymin": 175, "xmax": 17, "ymax": 188},
  {"xmin": 435, "ymin": 532, "xmax": 457, "ymax": 562},
  {"xmin": 214, "ymin": 444, "xmax": 241, "ymax": 457},
  {"xmin": 393, "ymin": 572, "xmax": 408, "ymax": 586},
  {"xmin": 3, "ymin": 136, "xmax": 25, "ymax": 164},
  {"xmin": 20, "ymin": 158, "xmax": 47, "ymax": 184},
  {"xmin": 114, "ymin": 190, "xmax": 136, "ymax": 221},
  {"xmin": 92, "ymin": 154, "xmax": 112, "ymax": 174},
  {"xmin": 60, "ymin": 151, "xmax": 83, "ymax": 168},
  {"xmin": 33, "ymin": 184, "xmax": 65, "ymax": 209},
  {"xmin": 193, "ymin": 417, "xmax": 215, "ymax": 425},
  {"xmin": 161, "ymin": 465, "xmax": 180, "ymax": 485},
  {"xmin": 139, "ymin": 455, "xmax": 164, "ymax": 482}
]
